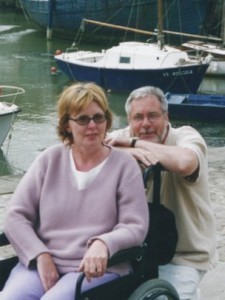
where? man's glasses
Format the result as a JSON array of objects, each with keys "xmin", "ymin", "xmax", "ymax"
[
  {"xmin": 69, "ymin": 113, "xmax": 106, "ymax": 126},
  {"xmin": 132, "ymin": 112, "xmax": 165, "ymax": 123}
]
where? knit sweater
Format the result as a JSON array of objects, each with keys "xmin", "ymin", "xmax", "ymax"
[{"xmin": 4, "ymin": 144, "xmax": 149, "ymax": 275}]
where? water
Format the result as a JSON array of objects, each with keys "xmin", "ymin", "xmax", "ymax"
[{"xmin": 0, "ymin": 8, "xmax": 225, "ymax": 176}]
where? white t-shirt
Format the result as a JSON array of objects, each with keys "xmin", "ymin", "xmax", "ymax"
[{"xmin": 70, "ymin": 149, "xmax": 108, "ymax": 190}]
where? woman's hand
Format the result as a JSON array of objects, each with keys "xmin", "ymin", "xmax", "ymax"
[
  {"xmin": 36, "ymin": 252, "xmax": 59, "ymax": 292},
  {"xmin": 79, "ymin": 239, "xmax": 108, "ymax": 282}
]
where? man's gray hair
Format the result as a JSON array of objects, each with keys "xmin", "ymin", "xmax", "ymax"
[{"xmin": 125, "ymin": 86, "xmax": 168, "ymax": 115}]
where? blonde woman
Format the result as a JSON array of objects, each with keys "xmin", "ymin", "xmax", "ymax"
[{"xmin": 2, "ymin": 82, "xmax": 149, "ymax": 300}]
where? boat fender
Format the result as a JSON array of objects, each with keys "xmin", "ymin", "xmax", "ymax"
[
  {"xmin": 213, "ymin": 62, "xmax": 218, "ymax": 72},
  {"xmin": 204, "ymin": 54, "xmax": 213, "ymax": 64},
  {"xmin": 55, "ymin": 49, "xmax": 62, "ymax": 55},
  {"xmin": 51, "ymin": 66, "xmax": 59, "ymax": 75}
]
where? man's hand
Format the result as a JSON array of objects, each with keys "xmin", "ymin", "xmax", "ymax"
[
  {"xmin": 131, "ymin": 148, "xmax": 159, "ymax": 166},
  {"xmin": 104, "ymin": 136, "xmax": 132, "ymax": 148},
  {"xmin": 105, "ymin": 136, "xmax": 158, "ymax": 166},
  {"xmin": 37, "ymin": 252, "xmax": 59, "ymax": 292},
  {"xmin": 79, "ymin": 240, "xmax": 108, "ymax": 282}
]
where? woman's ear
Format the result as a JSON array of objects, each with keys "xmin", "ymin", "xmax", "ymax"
[{"xmin": 66, "ymin": 122, "xmax": 71, "ymax": 133}]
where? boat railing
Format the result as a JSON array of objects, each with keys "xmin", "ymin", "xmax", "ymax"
[
  {"xmin": 66, "ymin": 46, "xmax": 79, "ymax": 54},
  {"xmin": 0, "ymin": 86, "xmax": 25, "ymax": 104}
]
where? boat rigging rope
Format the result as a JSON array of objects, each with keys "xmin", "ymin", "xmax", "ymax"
[
  {"xmin": 71, "ymin": 0, "xmax": 142, "ymax": 47},
  {"xmin": 18, "ymin": 0, "xmax": 30, "ymax": 23}
]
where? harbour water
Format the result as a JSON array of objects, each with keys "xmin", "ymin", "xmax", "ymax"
[{"xmin": 0, "ymin": 7, "xmax": 225, "ymax": 176}]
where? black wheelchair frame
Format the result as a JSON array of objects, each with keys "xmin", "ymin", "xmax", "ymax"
[
  {"xmin": 0, "ymin": 165, "xmax": 180, "ymax": 300},
  {"xmin": 0, "ymin": 233, "xmax": 179, "ymax": 299}
]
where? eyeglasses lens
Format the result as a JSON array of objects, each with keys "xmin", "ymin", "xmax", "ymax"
[{"xmin": 70, "ymin": 114, "xmax": 106, "ymax": 125}]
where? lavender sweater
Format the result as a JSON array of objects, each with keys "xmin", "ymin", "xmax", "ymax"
[{"xmin": 4, "ymin": 144, "xmax": 149, "ymax": 275}]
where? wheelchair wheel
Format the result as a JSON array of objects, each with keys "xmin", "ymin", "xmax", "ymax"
[{"xmin": 128, "ymin": 278, "xmax": 179, "ymax": 300}]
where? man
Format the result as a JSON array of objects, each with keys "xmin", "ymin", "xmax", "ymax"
[{"xmin": 105, "ymin": 86, "xmax": 217, "ymax": 300}]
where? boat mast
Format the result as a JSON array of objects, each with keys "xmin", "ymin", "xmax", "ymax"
[
  {"xmin": 157, "ymin": 0, "xmax": 164, "ymax": 49},
  {"xmin": 221, "ymin": 0, "xmax": 225, "ymax": 43},
  {"xmin": 47, "ymin": 0, "xmax": 54, "ymax": 40}
]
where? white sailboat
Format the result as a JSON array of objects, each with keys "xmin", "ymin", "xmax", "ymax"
[
  {"xmin": 55, "ymin": 0, "xmax": 210, "ymax": 94},
  {"xmin": 182, "ymin": 40, "xmax": 225, "ymax": 76}
]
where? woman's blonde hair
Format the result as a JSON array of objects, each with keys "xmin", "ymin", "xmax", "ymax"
[{"xmin": 57, "ymin": 82, "xmax": 113, "ymax": 145}]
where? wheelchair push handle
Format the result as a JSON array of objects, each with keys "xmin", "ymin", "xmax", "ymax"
[{"xmin": 143, "ymin": 163, "xmax": 165, "ymax": 188}]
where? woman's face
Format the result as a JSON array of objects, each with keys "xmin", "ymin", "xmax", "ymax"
[{"xmin": 67, "ymin": 101, "xmax": 107, "ymax": 149}]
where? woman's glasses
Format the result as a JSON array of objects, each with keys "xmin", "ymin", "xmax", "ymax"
[{"xmin": 69, "ymin": 113, "xmax": 106, "ymax": 126}]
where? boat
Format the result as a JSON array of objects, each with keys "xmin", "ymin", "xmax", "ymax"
[
  {"xmin": 182, "ymin": 40, "xmax": 225, "ymax": 76},
  {"xmin": 166, "ymin": 92, "xmax": 225, "ymax": 121},
  {"xmin": 55, "ymin": 40, "xmax": 210, "ymax": 93},
  {"xmin": 0, "ymin": 149, "xmax": 13, "ymax": 176},
  {"xmin": 0, "ymin": 86, "xmax": 25, "ymax": 147},
  {"xmin": 54, "ymin": 0, "xmax": 210, "ymax": 94},
  {"xmin": 19, "ymin": 0, "xmax": 210, "ymax": 39},
  {"xmin": 182, "ymin": 1, "xmax": 225, "ymax": 76}
]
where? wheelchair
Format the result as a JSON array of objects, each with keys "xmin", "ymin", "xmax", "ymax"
[
  {"xmin": 0, "ymin": 165, "xmax": 180, "ymax": 300},
  {"xmin": 0, "ymin": 233, "xmax": 179, "ymax": 299}
]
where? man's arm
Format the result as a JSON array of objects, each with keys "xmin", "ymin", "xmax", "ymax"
[
  {"xmin": 105, "ymin": 136, "xmax": 199, "ymax": 178},
  {"xmin": 134, "ymin": 139, "xmax": 199, "ymax": 177}
]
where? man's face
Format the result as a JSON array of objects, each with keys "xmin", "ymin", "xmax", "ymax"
[{"xmin": 128, "ymin": 95, "xmax": 169, "ymax": 143}]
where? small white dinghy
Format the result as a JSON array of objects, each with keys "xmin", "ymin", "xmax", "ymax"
[{"xmin": 0, "ymin": 86, "xmax": 25, "ymax": 147}]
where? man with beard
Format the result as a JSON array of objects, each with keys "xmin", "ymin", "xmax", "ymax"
[{"xmin": 105, "ymin": 86, "xmax": 217, "ymax": 300}]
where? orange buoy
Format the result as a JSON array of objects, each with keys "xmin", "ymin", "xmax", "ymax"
[
  {"xmin": 51, "ymin": 66, "xmax": 58, "ymax": 75},
  {"xmin": 55, "ymin": 49, "xmax": 62, "ymax": 55}
]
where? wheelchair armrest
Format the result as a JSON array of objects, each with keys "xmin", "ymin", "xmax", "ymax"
[
  {"xmin": 0, "ymin": 232, "xmax": 10, "ymax": 246},
  {"xmin": 75, "ymin": 245, "xmax": 144, "ymax": 299},
  {"xmin": 107, "ymin": 245, "xmax": 143, "ymax": 267}
]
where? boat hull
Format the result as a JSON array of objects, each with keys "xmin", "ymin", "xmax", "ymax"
[
  {"xmin": 55, "ymin": 59, "xmax": 208, "ymax": 94},
  {"xmin": 0, "ymin": 108, "xmax": 20, "ymax": 147},
  {"xmin": 166, "ymin": 93, "xmax": 225, "ymax": 121},
  {"xmin": 20, "ymin": 0, "xmax": 210, "ymax": 38}
]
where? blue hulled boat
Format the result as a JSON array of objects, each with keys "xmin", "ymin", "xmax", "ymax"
[
  {"xmin": 166, "ymin": 93, "xmax": 225, "ymax": 121},
  {"xmin": 54, "ymin": 40, "xmax": 210, "ymax": 94},
  {"xmin": 20, "ymin": 0, "xmax": 210, "ymax": 38},
  {"xmin": 54, "ymin": 0, "xmax": 210, "ymax": 94}
]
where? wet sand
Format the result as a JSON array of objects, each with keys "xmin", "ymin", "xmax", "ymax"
[{"xmin": 0, "ymin": 147, "xmax": 225, "ymax": 298}]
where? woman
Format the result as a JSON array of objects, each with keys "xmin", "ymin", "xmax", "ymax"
[{"xmin": 2, "ymin": 82, "xmax": 149, "ymax": 300}]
